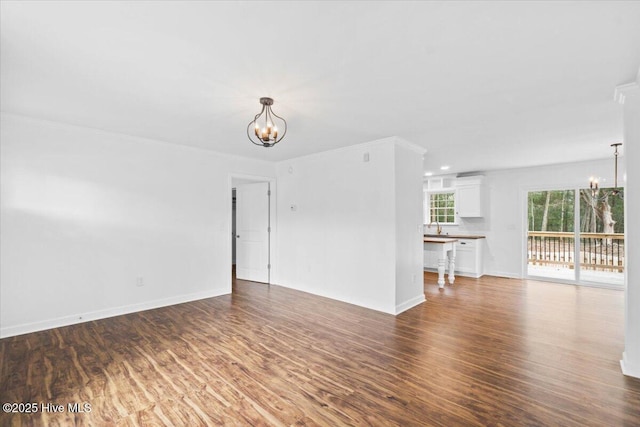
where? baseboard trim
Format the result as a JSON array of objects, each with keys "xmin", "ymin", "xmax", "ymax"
[
  {"xmin": 621, "ymin": 351, "xmax": 640, "ymax": 379},
  {"xmin": 486, "ymin": 270, "xmax": 521, "ymax": 279},
  {"xmin": 0, "ymin": 287, "xmax": 229, "ymax": 339},
  {"xmin": 271, "ymin": 281, "xmax": 396, "ymax": 315},
  {"xmin": 395, "ymin": 294, "xmax": 426, "ymax": 315}
]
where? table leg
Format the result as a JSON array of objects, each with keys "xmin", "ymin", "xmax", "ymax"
[
  {"xmin": 448, "ymin": 252, "xmax": 456, "ymax": 285},
  {"xmin": 437, "ymin": 258, "xmax": 446, "ymax": 289}
]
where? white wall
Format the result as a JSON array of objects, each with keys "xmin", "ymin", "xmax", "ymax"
[
  {"xmin": 0, "ymin": 115, "xmax": 426, "ymax": 337},
  {"xmin": 432, "ymin": 158, "xmax": 622, "ymax": 278},
  {"xmin": 394, "ymin": 143, "xmax": 426, "ymax": 313},
  {"xmin": 274, "ymin": 140, "xmax": 396, "ymax": 313},
  {"xmin": 274, "ymin": 137, "xmax": 425, "ymax": 314},
  {"xmin": 7, "ymin": 109, "xmax": 623, "ymax": 339},
  {"xmin": 0, "ymin": 113, "xmax": 274, "ymax": 337}
]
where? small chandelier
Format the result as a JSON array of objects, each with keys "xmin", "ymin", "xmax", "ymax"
[
  {"xmin": 247, "ymin": 97, "xmax": 287, "ymax": 147},
  {"xmin": 589, "ymin": 142, "xmax": 623, "ymax": 199}
]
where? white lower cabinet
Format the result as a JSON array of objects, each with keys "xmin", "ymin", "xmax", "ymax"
[
  {"xmin": 424, "ymin": 238, "xmax": 484, "ymax": 278},
  {"xmin": 423, "ymin": 248, "xmax": 437, "ymax": 269},
  {"xmin": 454, "ymin": 239, "xmax": 483, "ymax": 278}
]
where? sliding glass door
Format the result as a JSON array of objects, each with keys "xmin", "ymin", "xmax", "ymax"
[
  {"xmin": 527, "ymin": 190, "xmax": 576, "ymax": 281},
  {"xmin": 527, "ymin": 188, "xmax": 624, "ymax": 287},
  {"xmin": 578, "ymin": 188, "xmax": 625, "ymax": 285}
]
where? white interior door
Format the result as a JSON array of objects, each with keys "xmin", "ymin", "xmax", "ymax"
[{"xmin": 235, "ymin": 182, "xmax": 270, "ymax": 283}]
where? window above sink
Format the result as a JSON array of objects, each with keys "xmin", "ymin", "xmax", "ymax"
[{"xmin": 424, "ymin": 191, "xmax": 457, "ymax": 225}]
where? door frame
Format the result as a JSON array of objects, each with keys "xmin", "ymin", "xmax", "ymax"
[{"xmin": 229, "ymin": 173, "xmax": 277, "ymax": 288}]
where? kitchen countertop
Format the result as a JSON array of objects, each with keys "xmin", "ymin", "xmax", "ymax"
[
  {"xmin": 424, "ymin": 237, "xmax": 458, "ymax": 243},
  {"xmin": 424, "ymin": 234, "xmax": 486, "ymax": 239}
]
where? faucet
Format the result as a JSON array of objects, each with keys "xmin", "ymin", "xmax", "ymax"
[{"xmin": 428, "ymin": 220, "xmax": 442, "ymax": 235}]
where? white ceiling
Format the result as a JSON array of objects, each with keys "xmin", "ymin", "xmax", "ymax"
[{"xmin": 2, "ymin": 1, "xmax": 639, "ymax": 175}]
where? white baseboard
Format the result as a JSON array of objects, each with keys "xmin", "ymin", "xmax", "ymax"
[
  {"xmin": 486, "ymin": 270, "xmax": 521, "ymax": 279},
  {"xmin": 0, "ymin": 287, "xmax": 229, "ymax": 339},
  {"xmin": 621, "ymin": 351, "xmax": 640, "ymax": 379},
  {"xmin": 395, "ymin": 294, "xmax": 426, "ymax": 315},
  {"xmin": 271, "ymin": 281, "xmax": 396, "ymax": 315}
]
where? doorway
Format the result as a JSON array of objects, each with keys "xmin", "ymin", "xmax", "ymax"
[
  {"xmin": 526, "ymin": 187, "xmax": 624, "ymax": 287},
  {"xmin": 230, "ymin": 175, "xmax": 274, "ymax": 286}
]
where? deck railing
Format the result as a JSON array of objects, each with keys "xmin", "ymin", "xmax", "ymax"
[{"xmin": 527, "ymin": 231, "xmax": 625, "ymax": 272}]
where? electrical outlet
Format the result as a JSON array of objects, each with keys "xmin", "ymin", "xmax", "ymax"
[{"xmin": 136, "ymin": 276, "xmax": 144, "ymax": 287}]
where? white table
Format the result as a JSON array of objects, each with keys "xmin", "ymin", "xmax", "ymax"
[{"xmin": 424, "ymin": 237, "xmax": 457, "ymax": 289}]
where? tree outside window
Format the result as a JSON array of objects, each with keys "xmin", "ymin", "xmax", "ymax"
[
  {"xmin": 527, "ymin": 189, "xmax": 624, "ymax": 234},
  {"xmin": 426, "ymin": 192, "xmax": 456, "ymax": 224}
]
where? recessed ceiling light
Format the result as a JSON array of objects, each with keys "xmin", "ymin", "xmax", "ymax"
[
  {"xmin": 440, "ymin": 165, "xmax": 450, "ymax": 171},
  {"xmin": 424, "ymin": 172, "xmax": 433, "ymax": 177}
]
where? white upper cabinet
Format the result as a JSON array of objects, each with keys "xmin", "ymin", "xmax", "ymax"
[
  {"xmin": 455, "ymin": 176, "xmax": 485, "ymax": 217},
  {"xmin": 425, "ymin": 177, "xmax": 455, "ymax": 191}
]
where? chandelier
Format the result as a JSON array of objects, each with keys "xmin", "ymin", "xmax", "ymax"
[
  {"xmin": 589, "ymin": 142, "xmax": 623, "ymax": 199},
  {"xmin": 247, "ymin": 97, "xmax": 287, "ymax": 147}
]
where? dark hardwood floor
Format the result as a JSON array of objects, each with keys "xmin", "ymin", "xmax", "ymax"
[{"xmin": 2, "ymin": 273, "xmax": 640, "ymax": 426}]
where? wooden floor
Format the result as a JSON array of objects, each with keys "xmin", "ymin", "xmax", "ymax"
[{"xmin": 2, "ymin": 273, "xmax": 640, "ymax": 426}]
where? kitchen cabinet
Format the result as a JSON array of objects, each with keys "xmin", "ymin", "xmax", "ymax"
[
  {"xmin": 425, "ymin": 177, "xmax": 455, "ymax": 191},
  {"xmin": 456, "ymin": 176, "xmax": 485, "ymax": 217},
  {"xmin": 423, "ymin": 247, "xmax": 442, "ymax": 270},
  {"xmin": 454, "ymin": 238, "xmax": 483, "ymax": 278}
]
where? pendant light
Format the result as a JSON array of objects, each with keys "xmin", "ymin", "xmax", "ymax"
[
  {"xmin": 611, "ymin": 143, "xmax": 622, "ymax": 196},
  {"xmin": 589, "ymin": 143, "xmax": 623, "ymax": 199},
  {"xmin": 247, "ymin": 97, "xmax": 287, "ymax": 147}
]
